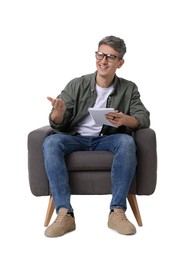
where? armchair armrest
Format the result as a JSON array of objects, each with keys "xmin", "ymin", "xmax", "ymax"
[
  {"xmin": 28, "ymin": 125, "xmax": 54, "ymax": 196},
  {"xmin": 133, "ymin": 128, "xmax": 157, "ymax": 195}
]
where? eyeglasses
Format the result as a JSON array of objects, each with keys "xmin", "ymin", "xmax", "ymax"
[{"xmin": 95, "ymin": 51, "xmax": 118, "ymax": 63}]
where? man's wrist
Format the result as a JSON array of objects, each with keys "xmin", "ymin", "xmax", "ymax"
[{"xmin": 50, "ymin": 110, "xmax": 65, "ymax": 124}]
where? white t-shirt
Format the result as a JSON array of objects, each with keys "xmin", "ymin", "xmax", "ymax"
[{"xmin": 74, "ymin": 84, "xmax": 114, "ymax": 136}]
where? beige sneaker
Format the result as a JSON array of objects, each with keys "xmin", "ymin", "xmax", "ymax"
[
  {"xmin": 44, "ymin": 208, "xmax": 76, "ymax": 237},
  {"xmin": 108, "ymin": 208, "xmax": 136, "ymax": 235}
]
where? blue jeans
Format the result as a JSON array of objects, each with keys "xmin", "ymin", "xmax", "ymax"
[{"xmin": 42, "ymin": 133, "xmax": 137, "ymax": 213}]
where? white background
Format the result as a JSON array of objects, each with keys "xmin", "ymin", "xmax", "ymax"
[{"xmin": 0, "ymin": 0, "xmax": 187, "ymax": 259}]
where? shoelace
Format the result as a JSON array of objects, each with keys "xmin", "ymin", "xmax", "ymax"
[
  {"xmin": 55, "ymin": 213, "xmax": 69, "ymax": 223},
  {"xmin": 115, "ymin": 211, "xmax": 128, "ymax": 221}
]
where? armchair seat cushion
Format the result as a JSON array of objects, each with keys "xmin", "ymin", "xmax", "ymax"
[{"xmin": 66, "ymin": 151, "xmax": 113, "ymax": 171}]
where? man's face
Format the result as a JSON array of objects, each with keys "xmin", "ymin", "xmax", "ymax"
[{"xmin": 96, "ymin": 44, "xmax": 124, "ymax": 78}]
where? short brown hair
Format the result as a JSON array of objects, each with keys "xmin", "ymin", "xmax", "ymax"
[{"xmin": 98, "ymin": 35, "xmax": 126, "ymax": 58}]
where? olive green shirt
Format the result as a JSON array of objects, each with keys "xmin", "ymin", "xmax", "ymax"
[{"xmin": 49, "ymin": 71, "xmax": 150, "ymax": 135}]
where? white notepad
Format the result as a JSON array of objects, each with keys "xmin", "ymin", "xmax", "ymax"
[{"xmin": 88, "ymin": 107, "xmax": 117, "ymax": 127}]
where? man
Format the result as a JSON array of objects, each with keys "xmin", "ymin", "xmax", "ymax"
[{"xmin": 43, "ymin": 35, "xmax": 150, "ymax": 237}]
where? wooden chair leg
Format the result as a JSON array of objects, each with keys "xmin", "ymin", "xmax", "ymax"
[
  {"xmin": 44, "ymin": 194, "xmax": 143, "ymax": 227},
  {"xmin": 44, "ymin": 196, "xmax": 55, "ymax": 227},
  {"xmin": 127, "ymin": 194, "xmax": 143, "ymax": 226}
]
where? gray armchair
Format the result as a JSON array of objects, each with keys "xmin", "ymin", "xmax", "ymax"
[{"xmin": 27, "ymin": 126, "xmax": 157, "ymax": 227}]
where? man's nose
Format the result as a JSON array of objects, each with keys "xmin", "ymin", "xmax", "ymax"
[{"xmin": 101, "ymin": 55, "xmax": 108, "ymax": 63}]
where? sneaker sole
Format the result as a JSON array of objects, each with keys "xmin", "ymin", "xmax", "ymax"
[
  {"xmin": 108, "ymin": 222, "xmax": 136, "ymax": 235},
  {"xmin": 45, "ymin": 223, "xmax": 76, "ymax": 237}
]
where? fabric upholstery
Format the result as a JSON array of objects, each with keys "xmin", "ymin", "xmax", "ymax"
[{"xmin": 27, "ymin": 126, "xmax": 157, "ymax": 197}]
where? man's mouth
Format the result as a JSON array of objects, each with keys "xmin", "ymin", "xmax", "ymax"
[{"xmin": 99, "ymin": 64, "xmax": 108, "ymax": 70}]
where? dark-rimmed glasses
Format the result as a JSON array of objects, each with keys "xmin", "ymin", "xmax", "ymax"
[{"xmin": 95, "ymin": 51, "xmax": 118, "ymax": 63}]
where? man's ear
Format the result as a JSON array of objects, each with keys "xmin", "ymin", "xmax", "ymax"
[{"xmin": 118, "ymin": 59, "xmax": 124, "ymax": 68}]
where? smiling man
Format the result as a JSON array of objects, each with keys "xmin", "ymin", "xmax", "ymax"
[{"xmin": 43, "ymin": 35, "xmax": 150, "ymax": 237}]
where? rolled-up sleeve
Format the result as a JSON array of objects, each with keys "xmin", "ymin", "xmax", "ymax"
[{"xmin": 130, "ymin": 84, "xmax": 150, "ymax": 129}]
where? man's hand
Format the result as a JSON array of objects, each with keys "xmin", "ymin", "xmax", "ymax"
[
  {"xmin": 106, "ymin": 111, "xmax": 124, "ymax": 127},
  {"xmin": 47, "ymin": 96, "xmax": 66, "ymax": 112},
  {"xmin": 106, "ymin": 111, "xmax": 139, "ymax": 129},
  {"xmin": 47, "ymin": 96, "xmax": 66, "ymax": 124}
]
